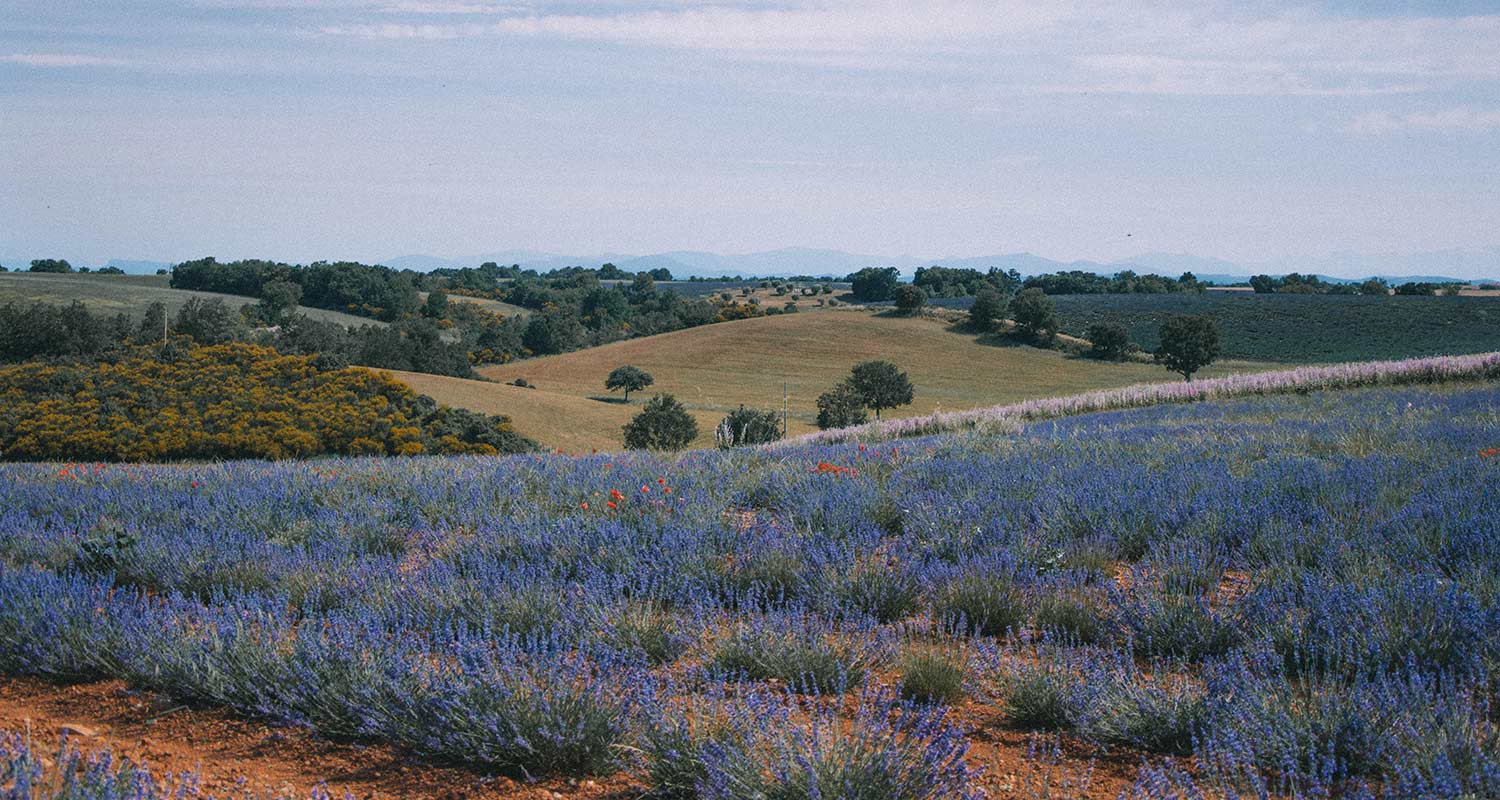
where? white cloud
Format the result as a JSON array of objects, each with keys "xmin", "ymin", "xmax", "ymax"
[
  {"xmin": 1, "ymin": 53, "xmax": 132, "ymax": 67},
  {"xmin": 308, "ymin": 1, "xmax": 1500, "ymax": 96},
  {"xmin": 1351, "ymin": 107, "xmax": 1500, "ymax": 135},
  {"xmin": 318, "ymin": 1, "xmax": 1072, "ymax": 51}
]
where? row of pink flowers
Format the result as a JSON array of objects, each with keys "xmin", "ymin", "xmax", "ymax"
[{"xmin": 782, "ymin": 351, "xmax": 1500, "ymax": 447}]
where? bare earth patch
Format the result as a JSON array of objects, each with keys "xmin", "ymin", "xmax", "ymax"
[{"xmin": 1, "ymin": 676, "xmax": 1147, "ymax": 799}]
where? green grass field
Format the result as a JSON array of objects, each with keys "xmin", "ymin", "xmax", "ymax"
[
  {"xmin": 1053, "ymin": 292, "xmax": 1500, "ymax": 363},
  {"xmin": 392, "ymin": 310, "xmax": 1263, "ymax": 451},
  {"xmin": 0, "ymin": 272, "xmax": 383, "ymax": 328}
]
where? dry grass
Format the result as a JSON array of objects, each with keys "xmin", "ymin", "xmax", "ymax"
[
  {"xmin": 0, "ymin": 272, "xmax": 381, "ymax": 327},
  {"xmin": 390, "ymin": 310, "xmax": 1262, "ymax": 451},
  {"xmin": 385, "ymin": 370, "xmax": 726, "ymax": 452},
  {"xmin": 420, "ymin": 291, "xmax": 531, "ymax": 318}
]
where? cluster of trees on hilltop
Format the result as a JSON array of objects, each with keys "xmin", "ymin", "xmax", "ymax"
[
  {"xmin": 0, "ymin": 343, "xmax": 534, "ymax": 462},
  {"xmin": 172, "ymin": 258, "xmax": 422, "ymax": 320},
  {"xmin": 0, "ymin": 298, "xmax": 477, "ymax": 379},
  {"xmin": 165, "ymin": 258, "xmax": 769, "ymax": 367}
]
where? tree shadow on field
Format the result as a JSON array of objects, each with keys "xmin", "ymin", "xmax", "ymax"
[
  {"xmin": 972, "ymin": 331, "xmax": 1032, "ymax": 349},
  {"xmin": 588, "ymin": 395, "xmax": 631, "ymax": 405}
]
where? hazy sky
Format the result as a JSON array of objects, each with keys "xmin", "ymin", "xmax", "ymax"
[{"xmin": 3, "ymin": 0, "xmax": 1498, "ymax": 267}]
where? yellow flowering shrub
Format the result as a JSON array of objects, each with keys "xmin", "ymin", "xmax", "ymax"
[{"xmin": 0, "ymin": 343, "xmax": 535, "ymax": 461}]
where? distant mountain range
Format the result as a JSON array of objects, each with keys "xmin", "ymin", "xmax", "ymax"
[{"xmin": 6, "ymin": 246, "xmax": 1497, "ymax": 284}]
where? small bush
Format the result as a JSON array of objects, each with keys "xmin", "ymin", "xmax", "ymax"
[
  {"xmin": 698, "ymin": 687, "xmax": 980, "ymax": 800},
  {"xmin": 1089, "ymin": 672, "xmax": 1206, "ymax": 755},
  {"xmin": 715, "ymin": 405, "xmax": 783, "ymax": 448},
  {"xmin": 1034, "ymin": 591, "xmax": 1104, "ymax": 644},
  {"xmin": 1125, "ymin": 596, "xmax": 1239, "ymax": 660},
  {"xmin": 898, "ymin": 651, "xmax": 967, "ymax": 705},
  {"xmin": 1000, "ymin": 661, "xmax": 1077, "ymax": 730},
  {"xmin": 834, "ymin": 561, "xmax": 921, "ymax": 623},
  {"xmin": 607, "ymin": 602, "xmax": 690, "ymax": 666},
  {"xmin": 933, "ymin": 575, "xmax": 1027, "ymax": 637},
  {"xmin": 624, "ymin": 394, "xmax": 699, "ymax": 451},
  {"xmin": 708, "ymin": 622, "xmax": 872, "ymax": 694}
]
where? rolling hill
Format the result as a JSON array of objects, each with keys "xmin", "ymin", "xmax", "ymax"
[
  {"xmin": 0, "ymin": 272, "xmax": 383, "ymax": 328},
  {"xmin": 420, "ymin": 291, "xmax": 531, "ymax": 318},
  {"xmin": 390, "ymin": 310, "xmax": 1261, "ymax": 451}
]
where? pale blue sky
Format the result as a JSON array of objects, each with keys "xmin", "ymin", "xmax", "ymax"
[{"xmin": 2, "ymin": 1, "xmax": 1498, "ymax": 268}]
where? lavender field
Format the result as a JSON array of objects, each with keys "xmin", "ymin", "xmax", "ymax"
[{"xmin": 3, "ymin": 381, "xmax": 1499, "ymax": 799}]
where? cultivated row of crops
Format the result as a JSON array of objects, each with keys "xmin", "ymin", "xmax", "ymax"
[
  {"xmin": 2, "ymin": 382, "xmax": 1498, "ymax": 798},
  {"xmin": 790, "ymin": 350, "xmax": 1500, "ymax": 446}
]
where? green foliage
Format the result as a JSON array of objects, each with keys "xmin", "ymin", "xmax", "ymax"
[
  {"xmin": 1154, "ymin": 314, "xmax": 1222, "ymax": 381},
  {"xmin": 606, "ymin": 602, "xmax": 688, "ymax": 666},
  {"xmin": 1034, "ymin": 591, "xmax": 1104, "ymax": 643},
  {"xmin": 28, "ymin": 259, "xmax": 73, "ymax": 274},
  {"xmin": 708, "ymin": 625, "xmax": 869, "ymax": 693},
  {"xmin": 967, "ymin": 287, "xmax": 1009, "ymax": 330},
  {"xmin": 0, "ymin": 343, "xmax": 535, "ymax": 461},
  {"xmin": 1024, "ymin": 269, "xmax": 1197, "ymax": 295},
  {"xmin": 1000, "ymin": 662, "xmax": 1076, "ymax": 730},
  {"xmin": 421, "ymin": 289, "xmax": 449, "ymax": 318},
  {"xmin": 893, "ymin": 285, "xmax": 927, "ymax": 315},
  {"xmin": 716, "ymin": 405, "xmax": 782, "ymax": 448},
  {"xmin": 172, "ymin": 297, "xmax": 247, "ymax": 345},
  {"xmin": 1012, "ymin": 288, "xmax": 1058, "ymax": 341},
  {"xmin": 848, "ymin": 267, "xmax": 901, "ymax": 301},
  {"xmin": 523, "ymin": 307, "xmax": 587, "ymax": 355},
  {"xmin": 1396, "ymin": 281, "xmax": 1442, "ymax": 295},
  {"xmin": 815, "ymin": 382, "xmax": 869, "ymax": 430},
  {"xmin": 898, "ymin": 651, "xmax": 967, "ymax": 705},
  {"xmin": 623, "ymin": 393, "xmax": 698, "ymax": 450},
  {"xmin": 913, "ymin": 265, "xmax": 1021, "ymax": 297},
  {"xmin": 0, "ymin": 301, "xmax": 132, "ymax": 362},
  {"xmin": 1086, "ymin": 322, "xmax": 1133, "ymax": 360},
  {"xmin": 933, "ymin": 574, "xmax": 1027, "ymax": 637},
  {"xmin": 606, "ymin": 365, "xmax": 655, "ymax": 400},
  {"xmin": 846, "ymin": 360, "xmax": 914, "ymax": 420}
]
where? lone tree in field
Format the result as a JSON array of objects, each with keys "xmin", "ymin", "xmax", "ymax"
[
  {"xmin": 623, "ymin": 394, "xmax": 698, "ymax": 450},
  {"xmin": 968, "ymin": 288, "xmax": 1009, "ymax": 331},
  {"xmin": 816, "ymin": 382, "xmax": 869, "ymax": 429},
  {"xmin": 716, "ymin": 405, "xmax": 783, "ymax": 448},
  {"xmin": 1155, "ymin": 315, "xmax": 1222, "ymax": 382},
  {"xmin": 1011, "ymin": 287, "xmax": 1058, "ymax": 342},
  {"xmin": 1087, "ymin": 323, "xmax": 1133, "ymax": 361},
  {"xmin": 605, "ymin": 365, "xmax": 654, "ymax": 401},
  {"xmin": 847, "ymin": 360, "xmax": 915, "ymax": 420},
  {"xmin": 893, "ymin": 285, "xmax": 927, "ymax": 316}
]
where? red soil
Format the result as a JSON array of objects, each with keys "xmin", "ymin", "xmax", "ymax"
[{"xmin": 0, "ymin": 676, "xmax": 1141, "ymax": 799}]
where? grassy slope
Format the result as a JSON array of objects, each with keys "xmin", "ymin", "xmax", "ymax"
[
  {"xmin": 0, "ymin": 272, "xmax": 382, "ymax": 328},
  {"xmin": 382, "ymin": 370, "xmax": 715, "ymax": 453},
  {"xmin": 403, "ymin": 310, "xmax": 1258, "ymax": 451},
  {"xmin": 419, "ymin": 291, "xmax": 531, "ymax": 318}
]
